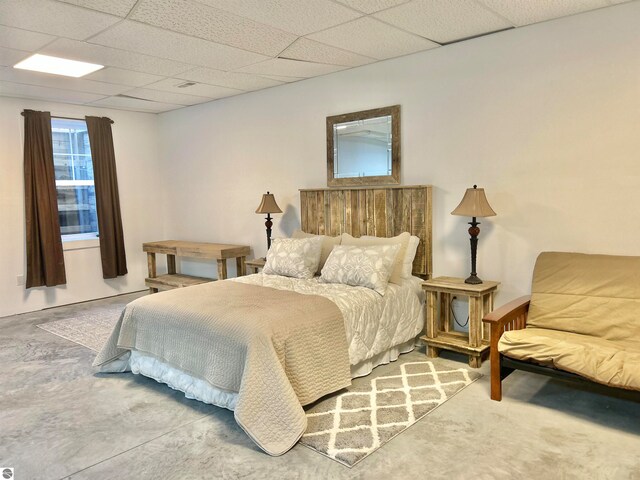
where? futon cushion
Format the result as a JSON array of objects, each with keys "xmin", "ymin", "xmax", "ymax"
[
  {"xmin": 527, "ymin": 252, "xmax": 640, "ymax": 346},
  {"xmin": 499, "ymin": 328, "xmax": 640, "ymax": 391}
]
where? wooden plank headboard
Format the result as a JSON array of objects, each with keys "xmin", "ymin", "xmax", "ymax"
[{"xmin": 299, "ymin": 185, "xmax": 432, "ymax": 279}]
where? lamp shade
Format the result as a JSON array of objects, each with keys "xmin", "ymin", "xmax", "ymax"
[
  {"xmin": 255, "ymin": 191, "xmax": 282, "ymax": 214},
  {"xmin": 451, "ymin": 185, "xmax": 496, "ymax": 218}
]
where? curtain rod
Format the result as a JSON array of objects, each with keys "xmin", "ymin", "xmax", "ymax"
[{"xmin": 21, "ymin": 112, "xmax": 114, "ymax": 124}]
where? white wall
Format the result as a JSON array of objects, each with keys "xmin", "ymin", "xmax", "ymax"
[
  {"xmin": 157, "ymin": 2, "xmax": 640, "ymax": 305},
  {"xmin": 0, "ymin": 97, "xmax": 165, "ymax": 317}
]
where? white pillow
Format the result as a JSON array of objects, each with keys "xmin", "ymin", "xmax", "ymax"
[
  {"xmin": 291, "ymin": 230, "xmax": 341, "ymax": 274},
  {"xmin": 402, "ymin": 235, "xmax": 420, "ymax": 278},
  {"xmin": 320, "ymin": 244, "xmax": 401, "ymax": 295},
  {"xmin": 343, "ymin": 232, "xmax": 410, "ymax": 285},
  {"xmin": 263, "ymin": 237, "xmax": 323, "ymax": 279}
]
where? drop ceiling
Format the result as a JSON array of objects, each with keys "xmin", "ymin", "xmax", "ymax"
[{"xmin": 0, "ymin": 0, "xmax": 630, "ymax": 113}]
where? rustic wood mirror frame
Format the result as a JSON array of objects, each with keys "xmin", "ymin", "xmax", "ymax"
[{"xmin": 327, "ymin": 105, "xmax": 401, "ymax": 187}]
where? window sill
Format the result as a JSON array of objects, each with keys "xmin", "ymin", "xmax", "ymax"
[{"xmin": 62, "ymin": 238, "xmax": 100, "ymax": 251}]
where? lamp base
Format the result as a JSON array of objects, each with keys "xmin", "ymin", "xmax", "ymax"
[{"xmin": 465, "ymin": 274, "xmax": 483, "ymax": 285}]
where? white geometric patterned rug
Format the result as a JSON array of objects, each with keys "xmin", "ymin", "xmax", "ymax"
[
  {"xmin": 300, "ymin": 352, "xmax": 482, "ymax": 467},
  {"xmin": 36, "ymin": 304, "xmax": 125, "ymax": 352}
]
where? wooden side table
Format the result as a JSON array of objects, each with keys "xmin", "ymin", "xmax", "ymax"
[
  {"xmin": 420, "ymin": 276, "xmax": 500, "ymax": 368},
  {"xmin": 245, "ymin": 257, "xmax": 266, "ymax": 274},
  {"xmin": 143, "ymin": 240, "xmax": 250, "ymax": 293}
]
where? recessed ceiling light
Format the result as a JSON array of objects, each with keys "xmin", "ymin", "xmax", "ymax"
[{"xmin": 14, "ymin": 54, "xmax": 104, "ymax": 78}]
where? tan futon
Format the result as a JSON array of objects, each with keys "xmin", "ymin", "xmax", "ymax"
[{"xmin": 484, "ymin": 252, "xmax": 640, "ymax": 400}]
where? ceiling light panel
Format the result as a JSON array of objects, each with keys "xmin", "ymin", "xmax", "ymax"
[
  {"xmin": 307, "ymin": 17, "xmax": 439, "ymax": 60},
  {"xmin": 177, "ymin": 67, "xmax": 284, "ymax": 91},
  {"xmin": 89, "ymin": 95, "xmax": 182, "ymax": 113},
  {"xmin": 1, "ymin": 65, "xmax": 129, "ymax": 95},
  {"xmin": 0, "ymin": 0, "xmax": 120, "ymax": 40},
  {"xmin": 333, "ymin": 0, "xmax": 412, "ymax": 14},
  {"xmin": 0, "ymin": 80, "xmax": 106, "ymax": 104},
  {"xmin": 374, "ymin": 0, "xmax": 513, "ymax": 44},
  {"xmin": 89, "ymin": 21, "xmax": 269, "ymax": 71},
  {"xmin": 14, "ymin": 54, "xmax": 104, "ymax": 77},
  {"xmin": 43, "ymin": 38, "xmax": 192, "ymax": 77},
  {"xmin": 0, "ymin": 26, "xmax": 55, "ymax": 52},
  {"xmin": 236, "ymin": 58, "xmax": 347, "ymax": 78},
  {"xmin": 279, "ymin": 38, "xmax": 376, "ymax": 67},
  {"xmin": 145, "ymin": 78, "xmax": 243, "ymax": 99},
  {"xmin": 130, "ymin": 0, "xmax": 297, "ymax": 57},
  {"xmin": 201, "ymin": 0, "xmax": 362, "ymax": 36},
  {"xmin": 477, "ymin": 0, "xmax": 610, "ymax": 26},
  {"xmin": 84, "ymin": 67, "xmax": 164, "ymax": 88},
  {"xmin": 56, "ymin": 0, "xmax": 138, "ymax": 17}
]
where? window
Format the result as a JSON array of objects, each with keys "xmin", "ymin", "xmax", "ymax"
[{"xmin": 51, "ymin": 118, "xmax": 98, "ymax": 241}]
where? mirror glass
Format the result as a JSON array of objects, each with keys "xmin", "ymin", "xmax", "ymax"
[{"xmin": 327, "ymin": 105, "xmax": 400, "ymax": 187}]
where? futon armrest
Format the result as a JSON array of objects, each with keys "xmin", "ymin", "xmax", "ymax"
[
  {"xmin": 483, "ymin": 295, "xmax": 531, "ymax": 401},
  {"xmin": 483, "ymin": 295, "xmax": 531, "ymax": 329}
]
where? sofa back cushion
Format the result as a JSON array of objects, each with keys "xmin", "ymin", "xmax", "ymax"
[{"xmin": 528, "ymin": 252, "xmax": 640, "ymax": 344}]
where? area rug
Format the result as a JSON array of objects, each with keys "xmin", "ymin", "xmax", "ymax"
[
  {"xmin": 36, "ymin": 304, "xmax": 125, "ymax": 352},
  {"xmin": 300, "ymin": 352, "xmax": 482, "ymax": 467}
]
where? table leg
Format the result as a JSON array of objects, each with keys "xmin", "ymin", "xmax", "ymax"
[
  {"xmin": 425, "ymin": 290, "xmax": 440, "ymax": 358},
  {"xmin": 440, "ymin": 292, "xmax": 451, "ymax": 332},
  {"xmin": 482, "ymin": 292, "xmax": 494, "ymax": 342},
  {"xmin": 217, "ymin": 259, "xmax": 228, "ymax": 280},
  {"xmin": 167, "ymin": 254, "xmax": 176, "ymax": 275},
  {"xmin": 147, "ymin": 252, "xmax": 157, "ymax": 294},
  {"xmin": 236, "ymin": 256, "xmax": 247, "ymax": 277},
  {"xmin": 468, "ymin": 296, "xmax": 482, "ymax": 348},
  {"xmin": 469, "ymin": 355, "xmax": 482, "ymax": 368}
]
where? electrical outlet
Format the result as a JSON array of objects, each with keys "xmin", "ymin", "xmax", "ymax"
[{"xmin": 16, "ymin": 274, "xmax": 25, "ymax": 286}]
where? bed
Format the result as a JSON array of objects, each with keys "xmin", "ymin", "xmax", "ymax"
[{"xmin": 94, "ymin": 185, "xmax": 433, "ymax": 456}]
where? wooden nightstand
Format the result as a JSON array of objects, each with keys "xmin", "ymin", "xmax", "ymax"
[
  {"xmin": 420, "ymin": 276, "xmax": 500, "ymax": 368},
  {"xmin": 245, "ymin": 257, "xmax": 266, "ymax": 274}
]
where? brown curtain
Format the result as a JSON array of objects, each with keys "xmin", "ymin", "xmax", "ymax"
[
  {"xmin": 85, "ymin": 116, "xmax": 128, "ymax": 279},
  {"xmin": 23, "ymin": 110, "xmax": 66, "ymax": 288}
]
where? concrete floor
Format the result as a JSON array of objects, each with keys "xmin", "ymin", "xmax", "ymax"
[{"xmin": 1, "ymin": 293, "xmax": 639, "ymax": 480}]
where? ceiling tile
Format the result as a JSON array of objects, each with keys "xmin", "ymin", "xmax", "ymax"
[
  {"xmin": 374, "ymin": 0, "xmax": 513, "ymax": 44},
  {"xmin": 0, "ymin": 0, "xmax": 120, "ymax": 40},
  {"xmin": 84, "ymin": 67, "xmax": 164, "ymax": 87},
  {"xmin": 89, "ymin": 21, "xmax": 270, "ymax": 71},
  {"xmin": 145, "ymin": 77, "xmax": 243, "ymax": 99},
  {"xmin": 307, "ymin": 17, "xmax": 439, "ymax": 60},
  {"xmin": 57, "ymin": 0, "xmax": 138, "ymax": 17},
  {"xmin": 333, "ymin": 0, "xmax": 412, "ymax": 14},
  {"xmin": 0, "ymin": 26, "xmax": 55, "ymax": 51},
  {"xmin": 257, "ymin": 74, "xmax": 305, "ymax": 83},
  {"xmin": 177, "ymin": 67, "xmax": 284, "ymax": 91},
  {"xmin": 201, "ymin": 0, "xmax": 363, "ymax": 36},
  {"xmin": 235, "ymin": 58, "xmax": 347, "ymax": 78},
  {"xmin": 279, "ymin": 38, "xmax": 375, "ymax": 67},
  {"xmin": 477, "ymin": 0, "xmax": 610, "ymax": 26},
  {"xmin": 120, "ymin": 87, "xmax": 215, "ymax": 106},
  {"xmin": 0, "ymin": 66, "xmax": 130, "ymax": 95},
  {"xmin": 0, "ymin": 46, "xmax": 31, "ymax": 67},
  {"xmin": 89, "ymin": 95, "xmax": 182, "ymax": 113},
  {"xmin": 42, "ymin": 38, "xmax": 192, "ymax": 77},
  {"xmin": 0, "ymin": 80, "xmax": 105, "ymax": 104},
  {"xmin": 130, "ymin": 0, "xmax": 296, "ymax": 56}
]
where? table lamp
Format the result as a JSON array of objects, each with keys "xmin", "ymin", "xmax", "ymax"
[
  {"xmin": 451, "ymin": 185, "xmax": 496, "ymax": 284},
  {"xmin": 255, "ymin": 191, "xmax": 282, "ymax": 252}
]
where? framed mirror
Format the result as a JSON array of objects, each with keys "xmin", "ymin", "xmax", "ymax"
[{"xmin": 327, "ymin": 105, "xmax": 400, "ymax": 187}]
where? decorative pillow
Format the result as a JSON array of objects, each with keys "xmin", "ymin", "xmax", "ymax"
[
  {"xmin": 292, "ymin": 230, "xmax": 341, "ymax": 274},
  {"xmin": 342, "ymin": 232, "xmax": 410, "ymax": 285},
  {"xmin": 263, "ymin": 237, "xmax": 323, "ymax": 279},
  {"xmin": 320, "ymin": 244, "xmax": 401, "ymax": 295},
  {"xmin": 402, "ymin": 235, "xmax": 420, "ymax": 278}
]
